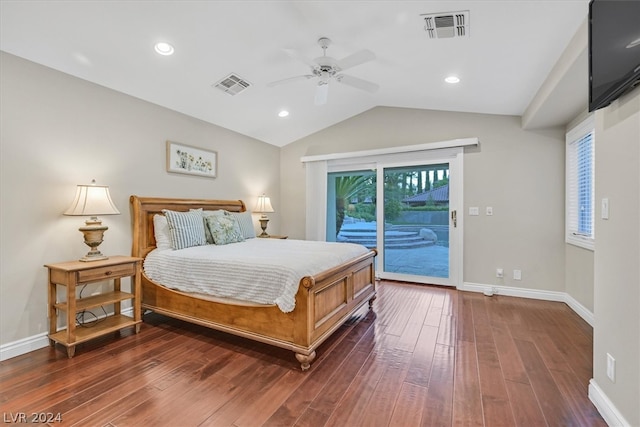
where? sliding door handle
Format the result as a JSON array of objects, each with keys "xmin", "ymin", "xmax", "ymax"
[{"xmin": 451, "ymin": 210, "xmax": 457, "ymax": 228}]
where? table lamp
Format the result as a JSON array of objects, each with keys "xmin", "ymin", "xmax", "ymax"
[
  {"xmin": 254, "ymin": 194, "xmax": 274, "ymax": 237},
  {"xmin": 63, "ymin": 180, "xmax": 120, "ymax": 261}
]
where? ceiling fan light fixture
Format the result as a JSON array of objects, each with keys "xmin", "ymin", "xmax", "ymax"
[
  {"xmin": 445, "ymin": 75, "xmax": 460, "ymax": 84},
  {"xmin": 314, "ymin": 83, "xmax": 329, "ymax": 105},
  {"xmin": 269, "ymin": 37, "xmax": 378, "ymax": 105},
  {"xmin": 278, "ymin": 110, "xmax": 289, "ymax": 117},
  {"xmin": 154, "ymin": 42, "xmax": 175, "ymax": 56}
]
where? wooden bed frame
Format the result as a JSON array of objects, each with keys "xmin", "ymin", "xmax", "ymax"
[{"xmin": 130, "ymin": 195, "xmax": 377, "ymax": 370}]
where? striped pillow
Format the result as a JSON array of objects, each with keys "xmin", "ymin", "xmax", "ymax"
[
  {"xmin": 230, "ymin": 211, "xmax": 256, "ymax": 239},
  {"xmin": 162, "ymin": 209, "xmax": 206, "ymax": 250}
]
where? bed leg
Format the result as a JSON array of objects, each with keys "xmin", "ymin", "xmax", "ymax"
[
  {"xmin": 295, "ymin": 351, "xmax": 316, "ymax": 371},
  {"xmin": 368, "ymin": 294, "xmax": 377, "ymax": 308}
]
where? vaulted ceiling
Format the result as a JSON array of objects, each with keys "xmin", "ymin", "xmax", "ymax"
[{"xmin": 0, "ymin": 1, "xmax": 589, "ymax": 146}]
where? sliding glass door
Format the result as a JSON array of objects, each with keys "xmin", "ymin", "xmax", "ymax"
[
  {"xmin": 326, "ymin": 150, "xmax": 462, "ymax": 287},
  {"xmin": 379, "ymin": 162, "xmax": 452, "ymax": 285}
]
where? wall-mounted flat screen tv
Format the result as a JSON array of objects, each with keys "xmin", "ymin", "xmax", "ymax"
[{"xmin": 589, "ymin": 0, "xmax": 640, "ymax": 112}]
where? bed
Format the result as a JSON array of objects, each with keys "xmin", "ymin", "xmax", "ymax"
[{"xmin": 130, "ymin": 195, "xmax": 377, "ymax": 370}]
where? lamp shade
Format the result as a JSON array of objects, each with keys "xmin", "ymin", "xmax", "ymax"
[
  {"xmin": 254, "ymin": 194, "xmax": 274, "ymax": 213},
  {"xmin": 63, "ymin": 182, "xmax": 120, "ymax": 216}
]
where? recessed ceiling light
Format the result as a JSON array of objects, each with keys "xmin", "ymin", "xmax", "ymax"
[
  {"xmin": 445, "ymin": 76, "xmax": 460, "ymax": 84},
  {"xmin": 154, "ymin": 42, "xmax": 174, "ymax": 56},
  {"xmin": 278, "ymin": 110, "xmax": 289, "ymax": 118}
]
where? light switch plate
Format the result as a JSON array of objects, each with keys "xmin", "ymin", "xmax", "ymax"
[
  {"xmin": 601, "ymin": 198, "xmax": 609, "ymax": 220},
  {"xmin": 469, "ymin": 207, "xmax": 479, "ymax": 216}
]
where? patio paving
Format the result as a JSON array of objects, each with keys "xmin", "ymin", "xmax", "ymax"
[
  {"xmin": 383, "ymin": 244, "xmax": 449, "ymax": 278},
  {"xmin": 338, "ymin": 221, "xmax": 449, "ymax": 278}
]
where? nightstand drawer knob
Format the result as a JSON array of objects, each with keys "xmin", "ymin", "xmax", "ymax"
[{"xmin": 104, "ymin": 271, "xmax": 113, "ymax": 276}]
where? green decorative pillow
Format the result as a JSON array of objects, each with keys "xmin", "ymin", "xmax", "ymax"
[
  {"xmin": 192, "ymin": 209, "xmax": 226, "ymax": 244},
  {"xmin": 162, "ymin": 209, "xmax": 207, "ymax": 250},
  {"xmin": 205, "ymin": 214, "xmax": 245, "ymax": 245}
]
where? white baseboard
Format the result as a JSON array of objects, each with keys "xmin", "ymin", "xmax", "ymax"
[
  {"xmin": 0, "ymin": 332, "xmax": 50, "ymax": 361},
  {"xmin": 460, "ymin": 282, "xmax": 594, "ymax": 326},
  {"xmin": 564, "ymin": 293, "xmax": 595, "ymax": 327},
  {"xmin": 589, "ymin": 379, "xmax": 630, "ymax": 427},
  {"xmin": 0, "ymin": 307, "xmax": 135, "ymax": 361}
]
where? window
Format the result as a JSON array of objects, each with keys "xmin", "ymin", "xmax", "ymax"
[{"xmin": 566, "ymin": 116, "xmax": 595, "ymax": 250}]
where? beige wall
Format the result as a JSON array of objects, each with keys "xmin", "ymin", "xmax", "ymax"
[
  {"xmin": 0, "ymin": 52, "xmax": 281, "ymax": 347},
  {"xmin": 565, "ymin": 245, "xmax": 594, "ymax": 312},
  {"xmin": 593, "ymin": 89, "xmax": 640, "ymax": 426},
  {"xmin": 280, "ymin": 106, "xmax": 567, "ymax": 293}
]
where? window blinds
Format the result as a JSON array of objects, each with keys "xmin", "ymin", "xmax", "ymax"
[{"xmin": 566, "ymin": 116, "xmax": 595, "ymax": 249}]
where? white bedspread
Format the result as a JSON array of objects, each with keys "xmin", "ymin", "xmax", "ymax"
[{"xmin": 143, "ymin": 238, "xmax": 369, "ymax": 313}]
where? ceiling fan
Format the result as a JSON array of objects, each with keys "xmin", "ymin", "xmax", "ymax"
[{"xmin": 268, "ymin": 37, "xmax": 379, "ymax": 105}]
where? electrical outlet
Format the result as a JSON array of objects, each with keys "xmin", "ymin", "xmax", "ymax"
[
  {"xmin": 484, "ymin": 286, "xmax": 499, "ymax": 297},
  {"xmin": 607, "ymin": 353, "xmax": 616, "ymax": 382},
  {"xmin": 496, "ymin": 268, "xmax": 504, "ymax": 278}
]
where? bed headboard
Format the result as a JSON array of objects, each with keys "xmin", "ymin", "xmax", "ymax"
[{"xmin": 130, "ymin": 195, "xmax": 246, "ymax": 258}]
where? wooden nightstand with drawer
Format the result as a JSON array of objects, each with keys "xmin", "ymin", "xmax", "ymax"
[{"xmin": 44, "ymin": 255, "xmax": 142, "ymax": 357}]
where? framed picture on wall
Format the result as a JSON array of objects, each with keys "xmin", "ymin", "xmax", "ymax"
[{"xmin": 166, "ymin": 141, "xmax": 217, "ymax": 178}]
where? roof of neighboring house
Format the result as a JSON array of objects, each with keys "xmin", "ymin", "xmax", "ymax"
[{"xmin": 403, "ymin": 184, "xmax": 449, "ymax": 203}]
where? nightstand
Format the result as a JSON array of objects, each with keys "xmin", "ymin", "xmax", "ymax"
[
  {"xmin": 44, "ymin": 255, "xmax": 142, "ymax": 357},
  {"xmin": 259, "ymin": 235, "xmax": 288, "ymax": 239}
]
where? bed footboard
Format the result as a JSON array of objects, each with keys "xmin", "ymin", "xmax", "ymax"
[
  {"xmin": 298, "ymin": 251, "xmax": 376, "ymax": 348},
  {"xmin": 140, "ymin": 249, "xmax": 376, "ymax": 370}
]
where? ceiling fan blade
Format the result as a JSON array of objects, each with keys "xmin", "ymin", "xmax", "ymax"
[
  {"xmin": 282, "ymin": 48, "xmax": 318, "ymax": 69},
  {"xmin": 267, "ymin": 74, "xmax": 315, "ymax": 87},
  {"xmin": 335, "ymin": 74, "xmax": 379, "ymax": 93},
  {"xmin": 314, "ymin": 83, "xmax": 329, "ymax": 105},
  {"xmin": 336, "ymin": 49, "xmax": 376, "ymax": 71}
]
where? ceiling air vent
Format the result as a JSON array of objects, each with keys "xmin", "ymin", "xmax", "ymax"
[
  {"xmin": 421, "ymin": 10, "xmax": 469, "ymax": 39},
  {"xmin": 213, "ymin": 73, "xmax": 251, "ymax": 96}
]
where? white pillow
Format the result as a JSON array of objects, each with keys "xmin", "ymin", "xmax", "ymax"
[{"xmin": 153, "ymin": 214, "xmax": 172, "ymax": 250}]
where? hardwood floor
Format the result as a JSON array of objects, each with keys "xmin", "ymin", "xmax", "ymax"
[{"xmin": 0, "ymin": 281, "xmax": 606, "ymax": 426}]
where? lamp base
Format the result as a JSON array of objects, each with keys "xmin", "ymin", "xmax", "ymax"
[
  {"xmin": 79, "ymin": 252, "xmax": 109, "ymax": 262},
  {"xmin": 258, "ymin": 216, "xmax": 270, "ymax": 238},
  {"xmin": 78, "ymin": 218, "xmax": 109, "ymax": 262}
]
